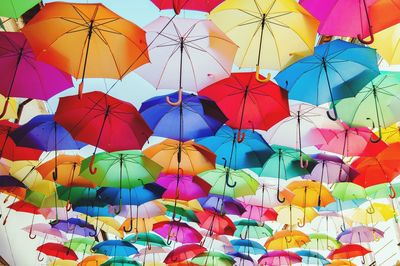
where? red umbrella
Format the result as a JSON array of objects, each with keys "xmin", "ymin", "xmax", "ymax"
[
  {"xmin": 199, "ymin": 72, "xmax": 289, "ymax": 142},
  {"xmin": 164, "ymin": 244, "xmax": 206, "ymax": 264},
  {"xmin": 37, "ymin": 243, "xmax": 78, "ymax": 262},
  {"xmin": 0, "ymin": 121, "xmax": 42, "ymax": 161},
  {"xmin": 54, "ymin": 91, "xmax": 152, "ymax": 174},
  {"xmin": 195, "ymin": 209, "xmax": 236, "ymax": 236},
  {"xmin": 151, "ymin": 0, "xmax": 223, "ymax": 14},
  {"xmin": 327, "ymin": 244, "xmax": 371, "ymax": 260}
]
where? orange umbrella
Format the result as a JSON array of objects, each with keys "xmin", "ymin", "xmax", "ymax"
[
  {"xmin": 77, "ymin": 254, "xmax": 108, "ymax": 266},
  {"xmin": 143, "ymin": 139, "xmax": 216, "ymax": 175},
  {"xmin": 264, "ymin": 230, "xmax": 310, "ymax": 250},
  {"xmin": 22, "ymin": 2, "xmax": 149, "ymax": 97},
  {"xmin": 328, "ymin": 260, "xmax": 356, "ymax": 266},
  {"xmin": 36, "ymin": 155, "xmax": 95, "ymax": 188}
]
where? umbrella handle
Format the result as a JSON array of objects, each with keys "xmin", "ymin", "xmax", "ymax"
[
  {"xmin": 277, "ymin": 191, "xmax": 285, "ymax": 204},
  {"xmin": 340, "ymin": 224, "xmax": 346, "ymax": 232},
  {"xmin": 37, "ymin": 251, "xmax": 44, "ymax": 262},
  {"xmin": 357, "ymin": 31, "xmax": 375, "ymax": 45},
  {"xmin": 0, "ymin": 98, "xmax": 9, "ymax": 120},
  {"xmin": 299, "ymin": 153, "xmax": 308, "ymax": 169},
  {"xmin": 123, "ymin": 219, "xmax": 133, "ymax": 233},
  {"xmin": 29, "ymin": 226, "xmax": 37, "ymax": 239},
  {"xmin": 114, "ymin": 200, "xmax": 122, "ymax": 215},
  {"xmin": 389, "ymin": 184, "xmax": 397, "ymax": 199},
  {"xmin": 52, "ymin": 167, "xmax": 58, "ymax": 181},
  {"xmin": 2, "ymin": 215, "xmax": 8, "ymax": 225},
  {"xmin": 225, "ymin": 171, "xmax": 237, "ymax": 188},
  {"xmin": 367, "ymin": 204, "xmax": 376, "ymax": 214},
  {"xmin": 172, "ymin": 216, "xmax": 182, "ymax": 222},
  {"xmin": 166, "ymin": 88, "xmax": 183, "ymax": 106},
  {"xmin": 361, "ymin": 255, "xmax": 366, "ymax": 265},
  {"xmin": 367, "ymin": 118, "xmax": 382, "ymax": 143},
  {"xmin": 239, "ymin": 229, "xmax": 248, "ymax": 240},
  {"xmin": 326, "ymin": 107, "xmax": 338, "ymax": 121},
  {"xmin": 297, "ymin": 217, "xmax": 305, "ymax": 228},
  {"xmin": 89, "ymin": 154, "xmax": 97, "ymax": 175},
  {"xmin": 255, "ymin": 65, "xmax": 271, "ymax": 83},
  {"xmin": 147, "ymin": 242, "xmax": 152, "ymax": 250},
  {"xmin": 237, "ymin": 129, "xmax": 245, "ymax": 143},
  {"xmin": 66, "ymin": 201, "xmax": 72, "ymax": 212}
]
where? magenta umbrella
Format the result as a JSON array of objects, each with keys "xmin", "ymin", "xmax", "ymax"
[
  {"xmin": 153, "ymin": 221, "xmax": 202, "ymax": 245},
  {"xmin": 156, "ymin": 174, "xmax": 211, "ymax": 201},
  {"xmin": 258, "ymin": 251, "xmax": 302, "ymax": 266},
  {"xmin": 0, "ymin": 32, "xmax": 72, "ymax": 118}
]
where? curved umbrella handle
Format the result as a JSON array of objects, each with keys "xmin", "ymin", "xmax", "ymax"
[
  {"xmin": 389, "ymin": 183, "xmax": 397, "ymax": 199},
  {"xmin": 89, "ymin": 154, "xmax": 97, "ymax": 175},
  {"xmin": 222, "ymin": 157, "xmax": 227, "ymax": 169},
  {"xmin": 299, "ymin": 153, "xmax": 309, "ymax": 169},
  {"xmin": 123, "ymin": 219, "xmax": 133, "ymax": 233},
  {"xmin": 52, "ymin": 167, "xmax": 58, "ymax": 181},
  {"xmin": 297, "ymin": 217, "xmax": 305, "ymax": 228},
  {"xmin": 114, "ymin": 200, "xmax": 122, "ymax": 215},
  {"xmin": 366, "ymin": 203, "xmax": 376, "ymax": 214},
  {"xmin": 225, "ymin": 171, "xmax": 237, "ymax": 188},
  {"xmin": 50, "ymin": 217, "xmax": 59, "ymax": 226},
  {"xmin": 166, "ymin": 88, "xmax": 183, "ymax": 106},
  {"xmin": 29, "ymin": 226, "xmax": 37, "ymax": 239},
  {"xmin": 78, "ymin": 81, "xmax": 84, "ymax": 99},
  {"xmin": 0, "ymin": 98, "xmax": 10, "ymax": 120},
  {"xmin": 239, "ymin": 230, "xmax": 248, "ymax": 240},
  {"xmin": 326, "ymin": 106, "xmax": 338, "ymax": 121},
  {"xmin": 237, "ymin": 129, "xmax": 245, "ymax": 143},
  {"xmin": 358, "ymin": 32, "xmax": 375, "ymax": 45},
  {"xmin": 172, "ymin": 215, "xmax": 182, "ymax": 222},
  {"xmin": 277, "ymin": 191, "xmax": 286, "ymax": 204},
  {"xmin": 37, "ymin": 251, "xmax": 44, "ymax": 262},
  {"xmin": 361, "ymin": 255, "xmax": 366, "ymax": 265},
  {"xmin": 340, "ymin": 224, "xmax": 346, "ymax": 232},
  {"xmin": 367, "ymin": 118, "xmax": 382, "ymax": 143},
  {"xmin": 255, "ymin": 65, "xmax": 271, "ymax": 83},
  {"xmin": 66, "ymin": 201, "xmax": 73, "ymax": 212}
]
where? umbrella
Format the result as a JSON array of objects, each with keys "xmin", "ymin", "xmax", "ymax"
[
  {"xmin": 240, "ymin": 204, "xmax": 278, "ymax": 223},
  {"xmin": 77, "ymin": 254, "xmax": 108, "ymax": 266},
  {"xmin": 52, "ymin": 218, "xmax": 96, "ymax": 237},
  {"xmin": 275, "ymin": 40, "xmax": 379, "ymax": 120},
  {"xmin": 336, "ymin": 72, "xmax": 400, "ymax": 142},
  {"xmin": 199, "ymin": 72, "xmax": 290, "ymax": 133},
  {"xmin": 234, "ymin": 219, "xmax": 273, "ymax": 240},
  {"xmin": 37, "ymin": 243, "xmax": 78, "ymax": 262},
  {"xmin": 337, "ymin": 226, "xmax": 384, "ymax": 244},
  {"xmin": 301, "ymin": 0, "xmax": 400, "ymax": 43},
  {"xmin": 64, "ymin": 237, "xmax": 97, "ymax": 256},
  {"xmin": 327, "ymin": 244, "xmax": 371, "ymax": 260},
  {"xmin": 0, "ymin": 32, "xmax": 72, "ymax": 118},
  {"xmin": 81, "ymin": 215, "xmax": 124, "ymax": 238},
  {"xmin": 209, "ymin": 0, "xmax": 318, "ymax": 77},
  {"xmin": 92, "ymin": 240, "xmax": 138, "ymax": 257},
  {"xmin": 143, "ymin": 139, "xmax": 216, "ymax": 175},
  {"xmin": 379, "ymin": 123, "xmax": 400, "ymax": 144},
  {"xmin": 192, "ymin": 251, "xmax": 235, "ymax": 266},
  {"xmin": 296, "ymin": 250, "xmax": 329, "ymax": 265},
  {"xmin": 139, "ymin": 92, "xmax": 227, "ymax": 141},
  {"xmin": 275, "ymin": 205, "xmax": 318, "ymax": 229},
  {"xmin": 0, "ymin": 0, "xmax": 40, "ymax": 18},
  {"xmin": 153, "ymin": 220, "xmax": 202, "ymax": 244},
  {"xmin": 101, "ymin": 257, "xmax": 141, "ymax": 266},
  {"xmin": 10, "ymin": 115, "xmax": 86, "ymax": 181},
  {"xmin": 227, "ymin": 252, "xmax": 254, "ymax": 266},
  {"xmin": 151, "ymin": 0, "xmax": 223, "ymax": 14},
  {"xmin": 371, "ymin": 23, "xmax": 400, "ymax": 64},
  {"xmin": 22, "ymin": 223, "xmax": 66, "ymax": 242},
  {"xmin": 264, "ymin": 230, "xmax": 310, "ymax": 250},
  {"xmin": 135, "ymin": 16, "xmax": 237, "ymax": 105},
  {"xmin": 55, "ymin": 91, "xmax": 152, "ymax": 174},
  {"xmin": 125, "ymin": 232, "xmax": 167, "ymax": 248},
  {"xmin": 22, "ymin": 2, "xmax": 149, "ymax": 97},
  {"xmin": 302, "ymin": 233, "xmax": 341, "ymax": 251},
  {"xmin": 258, "ymin": 251, "xmax": 302, "ymax": 266},
  {"xmin": 165, "ymin": 205, "xmax": 199, "ymax": 223},
  {"xmin": 195, "ymin": 209, "xmax": 236, "ymax": 236},
  {"xmin": 5, "ymin": 200, "xmax": 40, "ymax": 237},
  {"xmin": 164, "ymin": 244, "xmax": 206, "ymax": 264},
  {"xmin": 230, "ymin": 239, "xmax": 266, "ymax": 255},
  {"xmin": 198, "ymin": 194, "xmax": 245, "ymax": 216},
  {"xmin": 351, "ymin": 203, "xmax": 394, "ymax": 225}
]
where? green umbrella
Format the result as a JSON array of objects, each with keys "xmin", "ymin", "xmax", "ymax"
[
  {"xmin": 64, "ymin": 237, "xmax": 97, "ymax": 256},
  {"xmin": 0, "ymin": 0, "xmax": 41, "ymax": 19},
  {"xmin": 80, "ymin": 151, "xmax": 162, "ymax": 213},
  {"xmin": 124, "ymin": 232, "xmax": 167, "ymax": 248},
  {"xmin": 57, "ymin": 186, "xmax": 98, "ymax": 207},
  {"xmin": 192, "ymin": 251, "xmax": 235, "ymax": 266},
  {"xmin": 165, "ymin": 205, "xmax": 199, "ymax": 223},
  {"xmin": 199, "ymin": 165, "xmax": 258, "ymax": 198},
  {"xmin": 234, "ymin": 219, "xmax": 273, "ymax": 239},
  {"xmin": 302, "ymin": 233, "xmax": 341, "ymax": 251},
  {"xmin": 252, "ymin": 145, "xmax": 315, "ymax": 203},
  {"xmin": 366, "ymin": 183, "xmax": 400, "ymax": 199},
  {"xmin": 102, "ymin": 257, "xmax": 141, "ymax": 266},
  {"xmin": 332, "ymin": 182, "xmax": 366, "ymax": 201},
  {"xmin": 336, "ymin": 71, "xmax": 400, "ymax": 142}
]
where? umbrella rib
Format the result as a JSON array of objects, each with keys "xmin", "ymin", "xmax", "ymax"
[
  {"xmin": 154, "ymin": 44, "xmax": 181, "ymax": 89},
  {"xmin": 182, "ymin": 44, "xmax": 200, "ymax": 91},
  {"xmin": 238, "ymin": 22, "xmax": 262, "ymax": 67}
]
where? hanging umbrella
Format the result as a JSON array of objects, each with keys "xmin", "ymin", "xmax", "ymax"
[
  {"xmin": 165, "ymin": 205, "xmax": 199, "ymax": 223},
  {"xmin": 64, "ymin": 237, "xmax": 97, "ymax": 256},
  {"xmin": 164, "ymin": 244, "xmax": 206, "ymax": 264},
  {"xmin": 231, "ymin": 239, "xmax": 266, "ymax": 255},
  {"xmin": 153, "ymin": 220, "xmax": 202, "ymax": 244},
  {"xmin": 199, "ymin": 72, "xmax": 290, "ymax": 134},
  {"xmin": 351, "ymin": 203, "xmax": 394, "ymax": 225},
  {"xmin": 275, "ymin": 205, "xmax": 318, "ymax": 229},
  {"xmin": 91, "ymin": 240, "xmax": 138, "ymax": 257},
  {"xmin": 9, "ymin": 160, "xmax": 42, "ymax": 188},
  {"xmin": 125, "ymin": 232, "xmax": 167, "ymax": 248},
  {"xmin": 0, "ymin": 32, "xmax": 72, "ymax": 117},
  {"xmin": 143, "ymin": 139, "xmax": 216, "ymax": 175},
  {"xmin": 140, "ymin": 92, "xmax": 227, "ymax": 141},
  {"xmin": 55, "ymin": 91, "xmax": 152, "ymax": 174},
  {"xmin": 101, "ymin": 257, "xmax": 140, "ymax": 266},
  {"xmin": 196, "ymin": 125, "xmax": 274, "ymax": 169},
  {"xmin": 234, "ymin": 219, "xmax": 273, "ymax": 240},
  {"xmin": 332, "ymin": 183, "xmax": 366, "ymax": 202},
  {"xmin": 240, "ymin": 204, "xmax": 278, "ymax": 223},
  {"xmin": 370, "ymin": 23, "xmax": 400, "ymax": 64},
  {"xmin": 300, "ymin": 0, "xmax": 400, "ymax": 43},
  {"xmin": 337, "ymin": 226, "xmax": 384, "ymax": 244},
  {"xmin": 22, "ymin": 2, "xmax": 149, "ymax": 97},
  {"xmin": 22, "ymin": 223, "xmax": 66, "ymax": 242},
  {"xmin": 80, "ymin": 215, "xmax": 124, "ymax": 239},
  {"xmin": 156, "ymin": 174, "xmax": 211, "ymax": 201},
  {"xmin": 264, "ymin": 230, "xmax": 310, "ymax": 250},
  {"xmin": 120, "ymin": 216, "xmax": 168, "ymax": 235},
  {"xmin": 302, "ymin": 233, "xmax": 341, "ymax": 251},
  {"xmin": 0, "ymin": 0, "xmax": 40, "ymax": 18},
  {"xmin": 378, "ymin": 123, "xmax": 400, "ymax": 144},
  {"xmin": 136, "ymin": 16, "xmax": 237, "ymax": 105},
  {"xmin": 227, "ymin": 252, "xmax": 254, "ymax": 266},
  {"xmin": 77, "ymin": 254, "xmax": 108, "ymax": 266},
  {"xmin": 327, "ymin": 244, "xmax": 371, "ymax": 260},
  {"xmin": 209, "ymin": 0, "xmax": 318, "ymax": 78},
  {"xmin": 37, "ymin": 243, "xmax": 78, "ymax": 262},
  {"xmin": 5, "ymin": 200, "xmax": 41, "ymax": 237},
  {"xmin": 195, "ymin": 209, "xmax": 236, "ymax": 236},
  {"xmin": 198, "ymin": 194, "xmax": 245, "ymax": 216},
  {"xmin": 336, "ymin": 72, "xmax": 400, "ymax": 142},
  {"xmin": 118, "ymin": 201, "xmax": 166, "ymax": 221},
  {"xmin": 366, "ymin": 183, "xmax": 400, "ymax": 200},
  {"xmin": 192, "ymin": 251, "xmax": 235, "ymax": 266},
  {"xmin": 52, "ymin": 218, "xmax": 96, "ymax": 237},
  {"xmin": 311, "ymin": 211, "xmax": 350, "ymax": 235},
  {"xmin": 276, "ymin": 40, "xmax": 379, "ymax": 120},
  {"xmin": 134, "ymin": 246, "xmax": 170, "ymax": 265},
  {"xmin": 296, "ymin": 250, "xmax": 329, "ymax": 265},
  {"xmin": 258, "ymin": 251, "xmax": 302, "ymax": 266},
  {"xmin": 151, "ymin": 0, "xmax": 223, "ymax": 14}
]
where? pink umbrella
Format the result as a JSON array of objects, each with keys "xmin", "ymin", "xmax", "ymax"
[
  {"xmin": 337, "ymin": 226, "xmax": 384, "ymax": 244},
  {"xmin": 153, "ymin": 220, "xmax": 202, "ymax": 245},
  {"xmin": 156, "ymin": 174, "xmax": 211, "ymax": 201},
  {"xmin": 117, "ymin": 201, "xmax": 166, "ymax": 219},
  {"xmin": 258, "ymin": 251, "xmax": 302, "ymax": 266},
  {"xmin": 240, "ymin": 203, "xmax": 278, "ymax": 223},
  {"xmin": 0, "ymin": 32, "xmax": 72, "ymax": 118},
  {"xmin": 22, "ymin": 223, "xmax": 67, "ymax": 242},
  {"xmin": 316, "ymin": 125, "xmax": 387, "ymax": 157}
]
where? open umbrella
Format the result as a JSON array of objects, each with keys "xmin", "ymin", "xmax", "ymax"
[
  {"xmin": 153, "ymin": 220, "xmax": 202, "ymax": 245},
  {"xmin": 164, "ymin": 244, "xmax": 206, "ymax": 264},
  {"xmin": 37, "ymin": 243, "xmax": 78, "ymax": 262},
  {"xmin": 151, "ymin": 0, "xmax": 223, "ymax": 14},
  {"xmin": 327, "ymin": 244, "xmax": 371, "ymax": 260},
  {"xmin": 55, "ymin": 91, "xmax": 152, "ymax": 175},
  {"xmin": 231, "ymin": 239, "xmax": 266, "ymax": 255},
  {"xmin": 234, "ymin": 219, "xmax": 273, "ymax": 240},
  {"xmin": 92, "ymin": 240, "xmax": 138, "ymax": 257},
  {"xmin": 22, "ymin": 2, "xmax": 149, "ymax": 97},
  {"xmin": 264, "ymin": 230, "xmax": 310, "ymax": 250},
  {"xmin": 371, "ymin": 23, "xmax": 400, "ymax": 64},
  {"xmin": 296, "ymin": 250, "xmax": 329, "ymax": 265},
  {"xmin": 258, "ymin": 251, "xmax": 302, "ymax": 266},
  {"xmin": 157, "ymin": 174, "xmax": 211, "ymax": 201},
  {"xmin": 192, "ymin": 251, "xmax": 235, "ymax": 266},
  {"xmin": 136, "ymin": 16, "xmax": 237, "ymax": 105},
  {"xmin": 196, "ymin": 209, "xmax": 236, "ymax": 237},
  {"xmin": 0, "ymin": 0, "xmax": 40, "ymax": 18},
  {"xmin": 275, "ymin": 40, "xmax": 379, "ymax": 120}
]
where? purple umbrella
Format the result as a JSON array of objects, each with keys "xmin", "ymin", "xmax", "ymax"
[
  {"xmin": 198, "ymin": 194, "xmax": 246, "ymax": 216},
  {"xmin": 51, "ymin": 218, "xmax": 95, "ymax": 237},
  {"xmin": 337, "ymin": 226, "xmax": 384, "ymax": 243},
  {"xmin": 0, "ymin": 32, "xmax": 72, "ymax": 118}
]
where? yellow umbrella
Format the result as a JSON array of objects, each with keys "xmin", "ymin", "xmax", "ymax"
[
  {"xmin": 286, "ymin": 180, "xmax": 335, "ymax": 207},
  {"xmin": 77, "ymin": 255, "xmax": 108, "ymax": 266},
  {"xmin": 48, "ymin": 260, "xmax": 78, "ymax": 266},
  {"xmin": 378, "ymin": 123, "xmax": 400, "ymax": 144},
  {"xmin": 370, "ymin": 23, "xmax": 400, "ymax": 64},
  {"xmin": 275, "ymin": 205, "xmax": 318, "ymax": 227},
  {"xmin": 352, "ymin": 203, "xmax": 395, "ymax": 225},
  {"xmin": 209, "ymin": 0, "xmax": 318, "ymax": 81},
  {"xmin": 78, "ymin": 215, "xmax": 124, "ymax": 238},
  {"xmin": 9, "ymin": 160, "xmax": 42, "ymax": 188},
  {"xmin": 328, "ymin": 260, "xmax": 356, "ymax": 266},
  {"xmin": 161, "ymin": 199, "xmax": 203, "ymax": 212},
  {"xmin": 0, "ymin": 95, "xmax": 17, "ymax": 120},
  {"xmin": 120, "ymin": 215, "xmax": 168, "ymax": 234},
  {"xmin": 264, "ymin": 230, "xmax": 310, "ymax": 250},
  {"xmin": 24, "ymin": 179, "xmax": 67, "ymax": 208}
]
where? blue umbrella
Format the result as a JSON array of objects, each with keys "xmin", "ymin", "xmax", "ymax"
[
  {"xmin": 139, "ymin": 91, "xmax": 227, "ymax": 141},
  {"xmin": 296, "ymin": 250, "xmax": 330, "ymax": 265},
  {"xmin": 198, "ymin": 194, "xmax": 246, "ymax": 215},
  {"xmin": 10, "ymin": 114, "xmax": 86, "ymax": 180},
  {"xmin": 52, "ymin": 218, "xmax": 96, "ymax": 237},
  {"xmin": 92, "ymin": 240, "xmax": 138, "ymax": 257},
  {"xmin": 227, "ymin": 252, "xmax": 254, "ymax": 265},
  {"xmin": 275, "ymin": 40, "xmax": 379, "ymax": 120},
  {"xmin": 230, "ymin": 239, "xmax": 266, "ymax": 255}
]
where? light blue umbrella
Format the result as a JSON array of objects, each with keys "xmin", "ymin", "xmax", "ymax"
[
  {"xmin": 230, "ymin": 239, "xmax": 266, "ymax": 255},
  {"xmin": 296, "ymin": 250, "xmax": 330, "ymax": 265}
]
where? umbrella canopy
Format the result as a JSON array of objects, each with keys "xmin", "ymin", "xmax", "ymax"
[
  {"xmin": 151, "ymin": 0, "xmax": 223, "ymax": 14},
  {"xmin": 296, "ymin": 250, "xmax": 329, "ymax": 265},
  {"xmin": 37, "ymin": 243, "xmax": 78, "ymax": 261},
  {"xmin": 0, "ymin": 0, "xmax": 40, "ymax": 18},
  {"xmin": 199, "ymin": 194, "xmax": 245, "ymax": 216},
  {"xmin": 124, "ymin": 232, "xmax": 167, "ymax": 247},
  {"xmin": 164, "ymin": 244, "xmax": 206, "ymax": 264},
  {"xmin": 371, "ymin": 23, "xmax": 400, "ymax": 64},
  {"xmin": 285, "ymin": 180, "xmax": 336, "ymax": 208},
  {"xmin": 264, "ymin": 230, "xmax": 310, "ymax": 250},
  {"xmin": 196, "ymin": 209, "xmax": 236, "ymax": 236},
  {"xmin": 231, "ymin": 239, "xmax": 266, "ymax": 255},
  {"xmin": 327, "ymin": 244, "xmax": 371, "ymax": 260},
  {"xmin": 302, "ymin": 233, "xmax": 342, "ymax": 251},
  {"xmin": 22, "ymin": 2, "xmax": 149, "ymax": 96},
  {"xmin": 192, "ymin": 251, "xmax": 235, "ymax": 266},
  {"xmin": 258, "ymin": 251, "xmax": 302, "ymax": 266},
  {"xmin": 234, "ymin": 219, "xmax": 273, "ymax": 239},
  {"xmin": 351, "ymin": 203, "xmax": 394, "ymax": 225},
  {"xmin": 77, "ymin": 254, "xmax": 108, "ymax": 266},
  {"xmin": 337, "ymin": 226, "xmax": 384, "ymax": 243},
  {"xmin": 153, "ymin": 220, "xmax": 202, "ymax": 244},
  {"xmin": 92, "ymin": 240, "xmax": 138, "ymax": 257}
]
